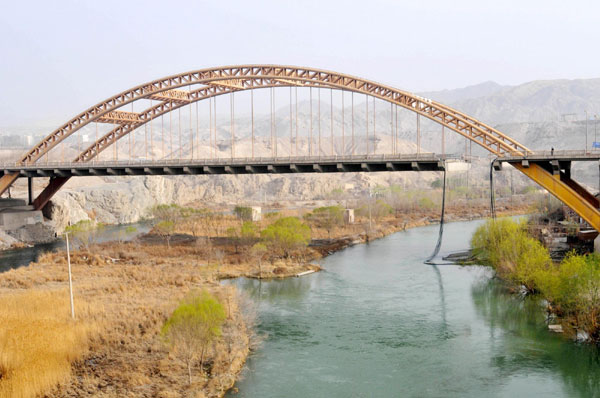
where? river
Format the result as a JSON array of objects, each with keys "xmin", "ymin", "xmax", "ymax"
[
  {"xmin": 225, "ymin": 220, "xmax": 600, "ymax": 398},
  {"xmin": 0, "ymin": 222, "xmax": 151, "ymax": 272}
]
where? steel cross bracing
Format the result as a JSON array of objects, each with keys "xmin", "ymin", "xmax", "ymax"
[{"xmin": 2, "ymin": 65, "xmax": 600, "ymax": 232}]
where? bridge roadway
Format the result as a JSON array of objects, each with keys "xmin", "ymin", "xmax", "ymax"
[
  {"xmin": 494, "ymin": 149, "xmax": 600, "ymax": 176},
  {"xmin": 1, "ymin": 154, "xmax": 459, "ymax": 178},
  {"xmin": 499, "ymin": 150, "xmax": 600, "ymax": 163}
]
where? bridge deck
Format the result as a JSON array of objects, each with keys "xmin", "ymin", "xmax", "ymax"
[
  {"xmin": 0, "ymin": 154, "xmax": 463, "ymax": 178},
  {"xmin": 500, "ymin": 150, "xmax": 600, "ymax": 162}
]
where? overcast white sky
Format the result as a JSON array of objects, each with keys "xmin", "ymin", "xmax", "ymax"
[{"xmin": 1, "ymin": 0, "xmax": 598, "ymax": 127}]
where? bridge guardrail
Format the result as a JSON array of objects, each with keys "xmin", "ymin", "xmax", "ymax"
[{"xmin": 1, "ymin": 153, "xmax": 466, "ymax": 169}]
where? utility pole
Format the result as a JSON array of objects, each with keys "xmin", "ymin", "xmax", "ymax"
[
  {"xmin": 65, "ymin": 232, "xmax": 75, "ymax": 319},
  {"xmin": 592, "ymin": 115, "xmax": 598, "ymax": 152},
  {"xmin": 585, "ymin": 110, "xmax": 589, "ymax": 153}
]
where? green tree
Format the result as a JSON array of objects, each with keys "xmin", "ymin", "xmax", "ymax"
[
  {"xmin": 150, "ymin": 204, "xmax": 183, "ymax": 222},
  {"xmin": 260, "ymin": 217, "xmax": 311, "ymax": 258},
  {"xmin": 188, "ymin": 208, "xmax": 214, "ymax": 238},
  {"xmin": 64, "ymin": 220, "xmax": 105, "ymax": 251},
  {"xmin": 471, "ymin": 218, "xmax": 551, "ymax": 292},
  {"xmin": 155, "ymin": 220, "xmax": 175, "ymax": 248},
  {"xmin": 226, "ymin": 226, "xmax": 240, "ymax": 253},
  {"xmin": 149, "ymin": 204, "xmax": 185, "ymax": 248},
  {"xmin": 240, "ymin": 221, "xmax": 259, "ymax": 244},
  {"xmin": 161, "ymin": 291, "xmax": 226, "ymax": 384},
  {"xmin": 305, "ymin": 205, "xmax": 344, "ymax": 238},
  {"xmin": 371, "ymin": 199, "xmax": 393, "ymax": 220},
  {"xmin": 233, "ymin": 206, "xmax": 253, "ymax": 222},
  {"xmin": 250, "ymin": 242, "xmax": 268, "ymax": 278}
]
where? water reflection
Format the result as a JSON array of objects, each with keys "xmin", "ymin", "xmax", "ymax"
[
  {"xmin": 472, "ymin": 278, "xmax": 600, "ymax": 398},
  {"xmin": 429, "ymin": 263, "xmax": 449, "ymax": 339},
  {"xmin": 229, "ymin": 276, "xmax": 313, "ymax": 304}
]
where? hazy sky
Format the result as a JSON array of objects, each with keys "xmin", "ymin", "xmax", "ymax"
[{"xmin": 1, "ymin": 0, "xmax": 598, "ymax": 127}]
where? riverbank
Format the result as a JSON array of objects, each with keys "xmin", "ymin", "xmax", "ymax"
[
  {"xmin": 470, "ymin": 218, "xmax": 600, "ymax": 343},
  {"xmin": 0, "ymin": 199, "xmax": 529, "ymax": 397}
]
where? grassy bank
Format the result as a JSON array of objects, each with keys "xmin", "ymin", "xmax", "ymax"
[{"xmin": 471, "ymin": 218, "xmax": 600, "ymax": 341}]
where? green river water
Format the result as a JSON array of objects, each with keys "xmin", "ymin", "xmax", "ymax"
[{"xmin": 225, "ymin": 220, "xmax": 600, "ymax": 398}]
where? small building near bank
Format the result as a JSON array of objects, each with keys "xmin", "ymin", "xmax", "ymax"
[
  {"xmin": 251, "ymin": 206, "xmax": 262, "ymax": 222},
  {"xmin": 344, "ymin": 209, "xmax": 355, "ymax": 224}
]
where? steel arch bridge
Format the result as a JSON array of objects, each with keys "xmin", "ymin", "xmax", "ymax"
[{"xmin": 1, "ymin": 65, "xmax": 599, "ymax": 230}]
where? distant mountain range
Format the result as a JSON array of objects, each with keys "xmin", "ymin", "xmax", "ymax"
[{"xmin": 421, "ymin": 78, "xmax": 600, "ymax": 125}]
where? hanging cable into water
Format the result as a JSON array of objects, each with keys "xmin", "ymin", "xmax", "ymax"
[
  {"xmin": 425, "ymin": 166, "xmax": 447, "ymax": 265},
  {"xmin": 490, "ymin": 158, "xmax": 498, "ymax": 219}
]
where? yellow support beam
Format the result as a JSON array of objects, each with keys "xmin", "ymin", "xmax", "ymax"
[{"xmin": 512, "ymin": 163, "xmax": 600, "ymax": 231}]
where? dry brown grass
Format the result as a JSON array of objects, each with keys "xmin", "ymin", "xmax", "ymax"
[
  {"xmin": 0, "ymin": 290, "xmax": 95, "ymax": 398},
  {"xmin": 0, "ymin": 243, "xmax": 253, "ymax": 398}
]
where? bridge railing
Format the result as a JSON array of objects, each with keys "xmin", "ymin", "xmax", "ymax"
[
  {"xmin": 0, "ymin": 153, "xmax": 466, "ymax": 169},
  {"xmin": 503, "ymin": 149, "xmax": 599, "ymax": 159}
]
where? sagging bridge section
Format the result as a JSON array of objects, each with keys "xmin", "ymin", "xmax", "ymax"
[{"xmin": 0, "ymin": 65, "xmax": 599, "ymax": 231}]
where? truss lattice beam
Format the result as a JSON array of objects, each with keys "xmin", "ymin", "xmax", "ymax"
[
  {"xmin": 148, "ymin": 89, "xmax": 191, "ymax": 103},
  {"xmin": 19, "ymin": 65, "xmax": 532, "ymax": 165},
  {"xmin": 97, "ymin": 110, "xmax": 142, "ymax": 124}
]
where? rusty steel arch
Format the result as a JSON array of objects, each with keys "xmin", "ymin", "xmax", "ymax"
[{"xmin": 21, "ymin": 65, "xmax": 532, "ymax": 165}]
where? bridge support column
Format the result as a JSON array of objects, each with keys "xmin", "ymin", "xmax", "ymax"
[
  {"xmin": 27, "ymin": 177, "xmax": 33, "ymax": 205},
  {"xmin": 0, "ymin": 172, "xmax": 19, "ymax": 198},
  {"xmin": 32, "ymin": 176, "xmax": 71, "ymax": 211}
]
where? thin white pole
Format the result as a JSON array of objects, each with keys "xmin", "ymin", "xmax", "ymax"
[
  {"xmin": 318, "ymin": 89, "xmax": 321, "ymax": 158},
  {"xmin": 342, "ymin": 92, "xmax": 345, "ymax": 156},
  {"xmin": 289, "ymin": 87, "xmax": 293, "ymax": 159},
  {"xmin": 351, "ymin": 92, "xmax": 354, "ymax": 156},
  {"xmin": 270, "ymin": 87, "xmax": 274, "ymax": 157},
  {"xmin": 366, "ymin": 95, "xmax": 369, "ymax": 156},
  {"xmin": 309, "ymin": 88, "xmax": 313, "ymax": 156},
  {"xmin": 373, "ymin": 97, "xmax": 376, "ymax": 155},
  {"xmin": 251, "ymin": 89, "xmax": 254, "ymax": 159},
  {"xmin": 230, "ymin": 93, "xmax": 235, "ymax": 159},
  {"xmin": 295, "ymin": 87, "xmax": 298, "ymax": 157},
  {"xmin": 190, "ymin": 94, "xmax": 193, "ymax": 160},
  {"xmin": 209, "ymin": 97, "xmax": 213, "ymax": 159},
  {"xmin": 150, "ymin": 99, "xmax": 154, "ymax": 160},
  {"xmin": 330, "ymin": 88, "xmax": 334, "ymax": 156},
  {"xmin": 214, "ymin": 96, "xmax": 217, "ymax": 159},
  {"xmin": 66, "ymin": 232, "xmax": 74, "ymax": 319}
]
